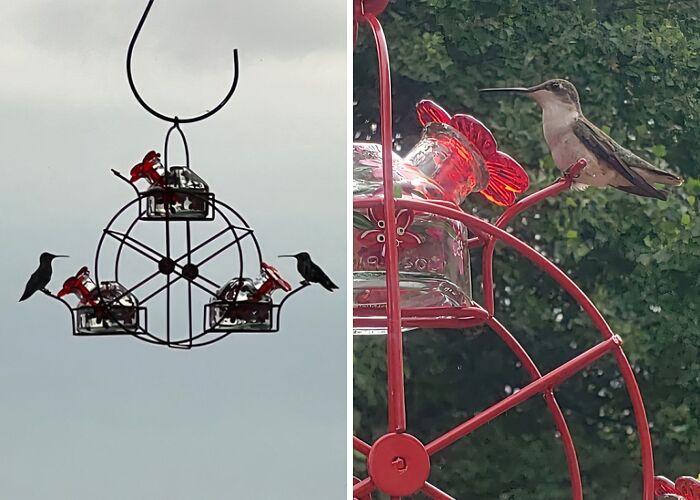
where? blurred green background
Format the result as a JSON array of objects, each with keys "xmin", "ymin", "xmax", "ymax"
[{"xmin": 353, "ymin": 0, "xmax": 699, "ymax": 498}]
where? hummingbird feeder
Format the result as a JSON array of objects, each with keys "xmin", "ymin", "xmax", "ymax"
[
  {"xmin": 44, "ymin": 0, "xmax": 308, "ymax": 348},
  {"xmin": 352, "ymin": 1, "xmax": 668, "ymax": 498}
]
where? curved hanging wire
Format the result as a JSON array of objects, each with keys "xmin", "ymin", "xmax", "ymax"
[{"xmin": 126, "ymin": 0, "xmax": 240, "ymax": 123}]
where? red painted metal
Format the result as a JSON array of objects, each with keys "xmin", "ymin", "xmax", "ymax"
[
  {"xmin": 354, "ymin": 435, "xmax": 372, "ymax": 456},
  {"xmin": 353, "ymin": 476, "xmax": 373, "ymax": 500},
  {"xmin": 353, "ymin": 2, "xmax": 656, "ymax": 498},
  {"xmin": 422, "ymin": 481, "xmax": 457, "ymax": 500},
  {"xmin": 367, "ymin": 433, "xmax": 430, "ymax": 496},
  {"xmin": 361, "ymin": 11, "xmax": 407, "ymax": 434},
  {"xmin": 425, "ymin": 336, "xmax": 622, "ymax": 455},
  {"xmin": 488, "ymin": 317, "xmax": 583, "ymax": 499}
]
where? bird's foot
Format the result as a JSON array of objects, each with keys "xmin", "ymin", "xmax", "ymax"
[
  {"xmin": 41, "ymin": 288, "xmax": 52, "ymax": 296},
  {"xmin": 300, "ymin": 280, "xmax": 310, "ymax": 286}
]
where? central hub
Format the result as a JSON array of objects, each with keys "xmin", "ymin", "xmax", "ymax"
[
  {"xmin": 182, "ymin": 263, "xmax": 199, "ymax": 281},
  {"xmin": 158, "ymin": 257, "xmax": 176, "ymax": 275},
  {"xmin": 367, "ymin": 433, "xmax": 430, "ymax": 496}
]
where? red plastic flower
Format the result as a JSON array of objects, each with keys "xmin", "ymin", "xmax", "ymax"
[
  {"xmin": 57, "ymin": 266, "xmax": 97, "ymax": 305},
  {"xmin": 416, "ymin": 100, "xmax": 529, "ymax": 206},
  {"xmin": 357, "ymin": 206, "xmax": 422, "ymax": 256},
  {"xmin": 130, "ymin": 150, "xmax": 164, "ymax": 186},
  {"xmin": 654, "ymin": 476, "xmax": 700, "ymax": 499},
  {"xmin": 251, "ymin": 262, "xmax": 292, "ymax": 301}
]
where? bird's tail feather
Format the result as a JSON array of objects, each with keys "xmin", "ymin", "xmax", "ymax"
[
  {"xmin": 320, "ymin": 277, "xmax": 338, "ymax": 292},
  {"xmin": 614, "ymin": 184, "xmax": 668, "ymax": 201},
  {"xmin": 633, "ymin": 166, "xmax": 683, "ymax": 187}
]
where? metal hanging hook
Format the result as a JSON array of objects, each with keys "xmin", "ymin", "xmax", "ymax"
[{"xmin": 126, "ymin": 0, "xmax": 240, "ymax": 124}]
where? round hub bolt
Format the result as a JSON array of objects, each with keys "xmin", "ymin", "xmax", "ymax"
[
  {"xmin": 182, "ymin": 263, "xmax": 199, "ymax": 281},
  {"xmin": 367, "ymin": 433, "xmax": 430, "ymax": 496},
  {"xmin": 158, "ymin": 257, "xmax": 176, "ymax": 275}
]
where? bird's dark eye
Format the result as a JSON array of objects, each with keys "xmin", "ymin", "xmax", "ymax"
[{"xmin": 552, "ymin": 82, "xmax": 561, "ymax": 88}]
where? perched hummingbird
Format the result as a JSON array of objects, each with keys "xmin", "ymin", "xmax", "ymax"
[
  {"xmin": 480, "ymin": 79, "xmax": 683, "ymax": 200},
  {"xmin": 278, "ymin": 252, "xmax": 338, "ymax": 292},
  {"xmin": 19, "ymin": 252, "xmax": 69, "ymax": 302}
]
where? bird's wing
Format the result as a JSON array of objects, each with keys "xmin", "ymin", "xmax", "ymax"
[
  {"xmin": 311, "ymin": 263, "xmax": 338, "ymax": 291},
  {"xmin": 616, "ymin": 147, "xmax": 683, "ymax": 185},
  {"xmin": 19, "ymin": 270, "xmax": 42, "ymax": 301},
  {"xmin": 573, "ymin": 116, "xmax": 662, "ymax": 197}
]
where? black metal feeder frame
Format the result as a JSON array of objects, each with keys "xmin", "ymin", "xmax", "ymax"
[{"xmin": 45, "ymin": 0, "xmax": 308, "ymax": 349}]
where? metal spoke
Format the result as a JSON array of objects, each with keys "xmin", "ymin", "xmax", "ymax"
[
  {"xmin": 195, "ymin": 230, "xmax": 252, "ymax": 267},
  {"xmin": 422, "ymin": 482, "xmax": 456, "ymax": 500},
  {"xmin": 425, "ymin": 336, "xmax": 622, "ymax": 456},
  {"xmin": 139, "ymin": 275, "xmax": 183, "ymax": 305},
  {"xmin": 173, "ymin": 225, "xmax": 250, "ymax": 264},
  {"xmin": 354, "ymin": 436, "xmax": 371, "ymax": 456},
  {"xmin": 105, "ymin": 230, "xmax": 165, "ymax": 263},
  {"xmin": 105, "ymin": 270, "xmax": 161, "ymax": 306}
]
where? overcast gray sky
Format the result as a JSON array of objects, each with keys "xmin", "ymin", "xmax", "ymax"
[{"xmin": 0, "ymin": 1, "xmax": 347, "ymax": 499}]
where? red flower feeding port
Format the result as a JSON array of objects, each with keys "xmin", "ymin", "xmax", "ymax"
[
  {"xmin": 352, "ymin": 2, "xmax": 677, "ymax": 498},
  {"xmin": 41, "ymin": 0, "xmax": 308, "ymax": 349}
]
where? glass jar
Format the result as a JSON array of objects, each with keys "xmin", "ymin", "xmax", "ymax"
[
  {"xmin": 146, "ymin": 167, "xmax": 211, "ymax": 220},
  {"xmin": 207, "ymin": 263, "xmax": 291, "ymax": 331},
  {"xmin": 353, "ymin": 122, "xmax": 489, "ymax": 331},
  {"xmin": 76, "ymin": 281, "xmax": 140, "ymax": 334}
]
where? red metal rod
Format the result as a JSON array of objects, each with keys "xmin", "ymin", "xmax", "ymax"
[
  {"xmin": 494, "ymin": 161, "xmax": 586, "ymax": 231},
  {"xmin": 482, "ymin": 160, "xmax": 586, "ymax": 314},
  {"xmin": 613, "ymin": 348, "xmax": 655, "ymax": 500},
  {"xmin": 362, "ymin": 12, "xmax": 406, "ymax": 433},
  {"xmin": 353, "ymin": 477, "xmax": 375, "ymax": 498},
  {"xmin": 421, "ymin": 481, "xmax": 457, "ymax": 500},
  {"xmin": 354, "ymin": 435, "xmax": 372, "ymax": 456},
  {"xmin": 425, "ymin": 335, "xmax": 621, "ymax": 456},
  {"xmin": 487, "ymin": 317, "xmax": 583, "ymax": 500}
]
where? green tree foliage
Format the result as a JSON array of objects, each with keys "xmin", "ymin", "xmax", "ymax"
[{"xmin": 353, "ymin": 1, "xmax": 700, "ymax": 498}]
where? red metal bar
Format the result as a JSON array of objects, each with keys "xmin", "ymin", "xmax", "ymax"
[
  {"xmin": 421, "ymin": 482, "xmax": 457, "ymax": 500},
  {"xmin": 482, "ymin": 159, "xmax": 587, "ymax": 314},
  {"xmin": 354, "ymin": 436, "xmax": 372, "ymax": 456},
  {"xmin": 494, "ymin": 160, "xmax": 586, "ymax": 231},
  {"xmin": 353, "ymin": 477, "xmax": 375, "ymax": 498},
  {"xmin": 614, "ymin": 348, "xmax": 655, "ymax": 500},
  {"xmin": 425, "ymin": 335, "xmax": 621, "ymax": 456},
  {"xmin": 487, "ymin": 317, "xmax": 583, "ymax": 500},
  {"xmin": 362, "ymin": 12, "xmax": 406, "ymax": 434}
]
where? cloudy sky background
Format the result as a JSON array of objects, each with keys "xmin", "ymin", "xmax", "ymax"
[{"xmin": 0, "ymin": 1, "xmax": 347, "ymax": 498}]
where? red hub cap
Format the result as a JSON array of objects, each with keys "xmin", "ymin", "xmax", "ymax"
[{"xmin": 367, "ymin": 433, "xmax": 430, "ymax": 496}]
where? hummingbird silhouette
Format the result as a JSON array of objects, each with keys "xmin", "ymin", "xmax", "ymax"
[
  {"xmin": 480, "ymin": 78, "xmax": 683, "ymax": 200},
  {"xmin": 278, "ymin": 252, "xmax": 338, "ymax": 292},
  {"xmin": 19, "ymin": 252, "xmax": 68, "ymax": 302}
]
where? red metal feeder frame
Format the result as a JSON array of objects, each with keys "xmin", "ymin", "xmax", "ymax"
[{"xmin": 353, "ymin": 2, "xmax": 661, "ymax": 498}]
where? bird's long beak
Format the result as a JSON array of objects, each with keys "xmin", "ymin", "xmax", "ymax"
[
  {"xmin": 479, "ymin": 86, "xmax": 533, "ymax": 95},
  {"xmin": 278, "ymin": 255, "xmax": 294, "ymax": 258},
  {"xmin": 53, "ymin": 255, "xmax": 69, "ymax": 258}
]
